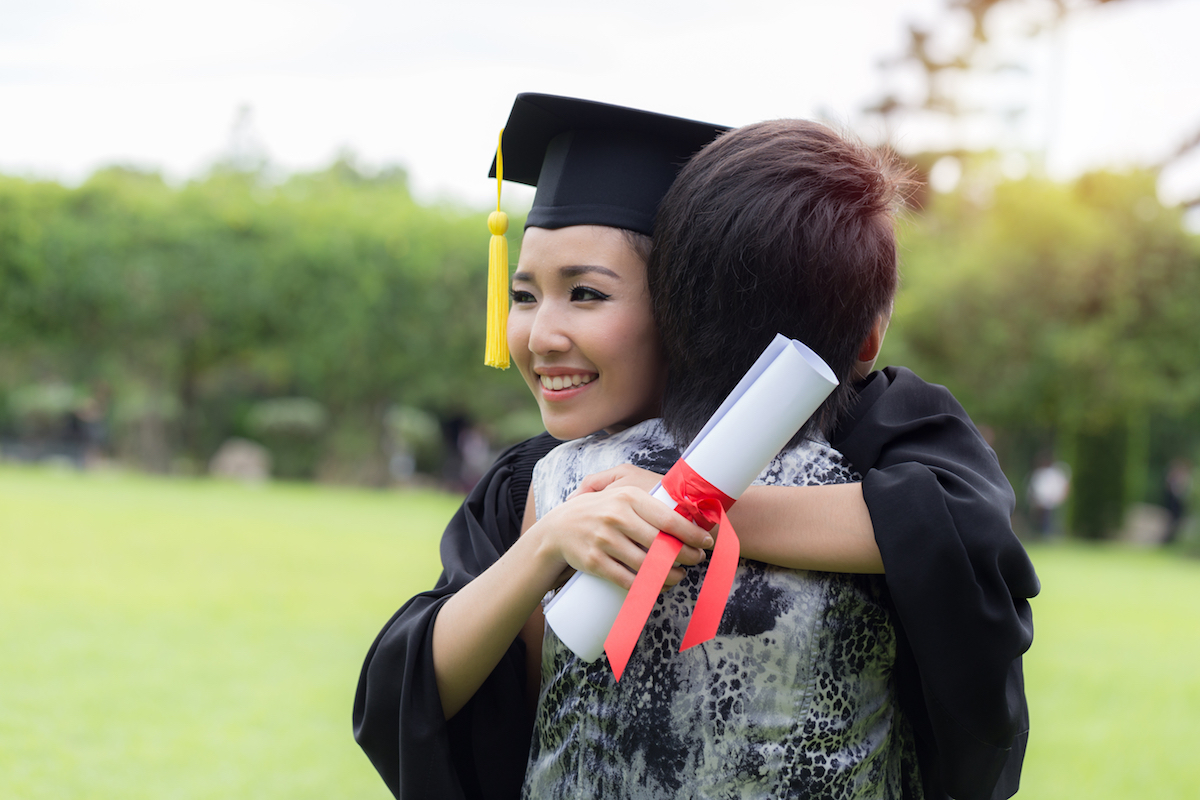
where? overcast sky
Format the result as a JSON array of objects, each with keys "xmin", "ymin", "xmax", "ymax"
[{"xmin": 2, "ymin": 0, "xmax": 1198, "ymax": 211}]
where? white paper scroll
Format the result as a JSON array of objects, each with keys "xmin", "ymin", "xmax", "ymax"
[{"xmin": 543, "ymin": 334, "xmax": 838, "ymax": 662}]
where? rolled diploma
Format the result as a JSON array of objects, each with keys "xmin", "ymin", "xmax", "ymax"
[{"xmin": 543, "ymin": 335, "xmax": 838, "ymax": 662}]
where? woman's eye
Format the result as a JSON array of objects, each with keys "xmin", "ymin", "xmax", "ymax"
[
  {"xmin": 509, "ymin": 289, "xmax": 536, "ymax": 304},
  {"xmin": 570, "ymin": 285, "xmax": 611, "ymax": 302}
]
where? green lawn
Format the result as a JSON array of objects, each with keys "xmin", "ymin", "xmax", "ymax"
[
  {"xmin": 2, "ymin": 464, "xmax": 1198, "ymax": 798},
  {"xmin": 0, "ymin": 465, "xmax": 459, "ymax": 799},
  {"xmin": 1018, "ymin": 543, "xmax": 1200, "ymax": 799}
]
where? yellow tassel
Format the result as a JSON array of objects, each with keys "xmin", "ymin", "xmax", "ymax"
[{"xmin": 485, "ymin": 129, "xmax": 510, "ymax": 369}]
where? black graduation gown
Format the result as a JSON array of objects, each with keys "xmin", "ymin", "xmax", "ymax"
[
  {"xmin": 353, "ymin": 366, "xmax": 1039, "ymax": 800},
  {"xmin": 831, "ymin": 367, "xmax": 1040, "ymax": 800},
  {"xmin": 352, "ymin": 432, "xmax": 560, "ymax": 800}
]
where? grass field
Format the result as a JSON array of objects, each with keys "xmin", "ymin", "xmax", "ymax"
[{"xmin": 2, "ymin": 464, "xmax": 1198, "ymax": 798}]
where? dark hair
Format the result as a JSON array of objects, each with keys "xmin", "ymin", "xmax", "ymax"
[
  {"xmin": 648, "ymin": 119, "xmax": 913, "ymax": 447},
  {"xmin": 620, "ymin": 228, "xmax": 653, "ymax": 266}
]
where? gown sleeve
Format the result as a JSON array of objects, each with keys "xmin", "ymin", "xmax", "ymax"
[
  {"xmin": 352, "ymin": 432, "xmax": 561, "ymax": 800},
  {"xmin": 830, "ymin": 367, "xmax": 1041, "ymax": 800}
]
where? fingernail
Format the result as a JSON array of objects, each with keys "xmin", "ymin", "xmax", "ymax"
[{"xmin": 702, "ymin": 536, "xmax": 714, "ymax": 548}]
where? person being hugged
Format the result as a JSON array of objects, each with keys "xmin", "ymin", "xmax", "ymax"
[{"xmin": 523, "ymin": 118, "xmax": 917, "ymax": 799}]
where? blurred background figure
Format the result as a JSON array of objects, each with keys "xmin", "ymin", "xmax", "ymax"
[
  {"xmin": 1162, "ymin": 457, "xmax": 1192, "ymax": 544},
  {"xmin": 1029, "ymin": 454, "xmax": 1071, "ymax": 538}
]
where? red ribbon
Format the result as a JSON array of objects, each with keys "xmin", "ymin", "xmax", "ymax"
[{"xmin": 603, "ymin": 460, "xmax": 739, "ymax": 681}]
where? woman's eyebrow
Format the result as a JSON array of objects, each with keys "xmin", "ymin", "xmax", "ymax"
[
  {"xmin": 560, "ymin": 265, "xmax": 620, "ymax": 280},
  {"xmin": 511, "ymin": 264, "xmax": 622, "ymax": 283}
]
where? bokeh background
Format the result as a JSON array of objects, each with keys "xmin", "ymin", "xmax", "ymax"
[{"xmin": 2, "ymin": 0, "xmax": 1199, "ymax": 797}]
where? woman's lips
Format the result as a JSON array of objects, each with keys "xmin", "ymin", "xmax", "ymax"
[{"xmin": 537, "ymin": 372, "xmax": 596, "ymax": 402}]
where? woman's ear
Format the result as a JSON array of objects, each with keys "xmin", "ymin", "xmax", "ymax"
[{"xmin": 853, "ymin": 312, "xmax": 891, "ymax": 378}]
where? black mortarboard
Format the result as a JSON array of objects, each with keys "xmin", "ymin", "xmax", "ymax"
[{"xmin": 489, "ymin": 93, "xmax": 729, "ymax": 236}]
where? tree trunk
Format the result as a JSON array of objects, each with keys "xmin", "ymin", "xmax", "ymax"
[{"xmin": 1067, "ymin": 419, "xmax": 1129, "ymax": 540}]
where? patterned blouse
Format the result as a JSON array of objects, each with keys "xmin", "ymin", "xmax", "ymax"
[{"xmin": 523, "ymin": 419, "xmax": 921, "ymax": 799}]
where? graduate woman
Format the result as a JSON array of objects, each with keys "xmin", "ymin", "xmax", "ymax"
[{"xmin": 353, "ymin": 94, "xmax": 1038, "ymax": 800}]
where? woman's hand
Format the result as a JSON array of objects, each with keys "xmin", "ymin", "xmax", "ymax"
[
  {"xmin": 575, "ymin": 464, "xmax": 720, "ymax": 536},
  {"xmin": 529, "ymin": 479, "xmax": 713, "ymax": 592},
  {"xmin": 572, "ymin": 463, "xmax": 663, "ymax": 497}
]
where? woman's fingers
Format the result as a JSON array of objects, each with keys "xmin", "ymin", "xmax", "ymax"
[
  {"xmin": 581, "ymin": 488, "xmax": 710, "ymax": 569},
  {"xmin": 573, "ymin": 468, "xmax": 622, "ymax": 496},
  {"xmin": 573, "ymin": 464, "xmax": 662, "ymax": 498},
  {"xmin": 577, "ymin": 546, "xmax": 695, "ymax": 592},
  {"xmin": 619, "ymin": 487, "xmax": 714, "ymax": 551}
]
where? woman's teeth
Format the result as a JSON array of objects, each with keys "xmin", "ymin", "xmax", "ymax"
[{"xmin": 540, "ymin": 374, "xmax": 595, "ymax": 391}]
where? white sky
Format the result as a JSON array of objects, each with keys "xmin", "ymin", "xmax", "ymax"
[{"xmin": 2, "ymin": 0, "xmax": 1198, "ymax": 210}]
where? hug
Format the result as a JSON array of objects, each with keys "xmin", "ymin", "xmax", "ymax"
[{"xmin": 354, "ymin": 93, "xmax": 1039, "ymax": 800}]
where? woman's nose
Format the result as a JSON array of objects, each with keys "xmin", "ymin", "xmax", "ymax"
[{"xmin": 526, "ymin": 303, "xmax": 572, "ymax": 355}]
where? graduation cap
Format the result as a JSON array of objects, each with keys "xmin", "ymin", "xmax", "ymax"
[{"xmin": 484, "ymin": 93, "xmax": 728, "ymax": 368}]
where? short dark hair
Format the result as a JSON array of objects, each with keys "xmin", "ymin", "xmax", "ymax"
[{"xmin": 648, "ymin": 119, "xmax": 912, "ymax": 446}]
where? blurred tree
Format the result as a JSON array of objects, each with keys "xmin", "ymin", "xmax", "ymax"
[
  {"xmin": 866, "ymin": 0, "xmax": 1143, "ymax": 150},
  {"xmin": 0, "ymin": 159, "xmax": 535, "ymax": 479},
  {"xmin": 862, "ymin": 0, "xmax": 1200, "ymax": 539},
  {"xmin": 886, "ymin": 167, "xmax": 1200, "ymax": 537}
]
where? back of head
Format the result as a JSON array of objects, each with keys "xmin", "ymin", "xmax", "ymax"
[{"xmin": 648, "ymin": 119, "xmax": 912, "ymax": 446}]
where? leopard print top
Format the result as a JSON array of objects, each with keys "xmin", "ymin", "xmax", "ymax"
[{"xmin": 523, "ymin": 419, "xmax": 921, "ymax": 799}]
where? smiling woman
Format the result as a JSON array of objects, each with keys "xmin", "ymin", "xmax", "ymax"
[
  {"xmin": 508, "ymin": 225, "xmax": 666, "ymax": 441},
  {"xmin": 353, "ymin": 93, "xmax": 727, "ymax": 800}
]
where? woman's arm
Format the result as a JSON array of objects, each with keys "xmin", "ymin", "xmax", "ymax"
[
  {"xmin": 517, "ymin": 491, "xmax": 546, "ymax": 722},
  {"xmin": 431, "ymin": 482, "xmax": 713, "ymax": 719},
  {"xmin": 576, "ymin": 466, "xmax": 883, "ymax": 573},
  {"xmin": 352, "ymin": 433, "xmax": 559, "ymax": 800},
  {"xmin": 430, "ymin": 498, "xmax": 568, "ymax": 720}
]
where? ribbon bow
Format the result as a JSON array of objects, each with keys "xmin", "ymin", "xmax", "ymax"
[{"xmin": 603, "ymin": 460, "xmax": 740, "ymax": 681}]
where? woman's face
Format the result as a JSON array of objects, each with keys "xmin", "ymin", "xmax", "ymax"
[{"xmin": 508, "ymin": 225, "xmax": 666, "ymax": 441}]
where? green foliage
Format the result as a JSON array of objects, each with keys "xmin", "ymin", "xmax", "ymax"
[
  {"xmin": 886, "ymin": 165, "xmax": 1200, "ymax": 537},
  {"xmin": 383, "ymin": 404, "xmax": 443, "ymax": 475},
  {"xmin": 7, "ymin": 382, "xmax": 79, "ymax": 436},
  {"xmin": 0, "ymin": 161, "xmax": 536, "ymax": 475},
  {"xmin": 5, "ymin": 155, "xmax": 1194, "ymax": 514},
  {"xmin": 893, "ymin": 168, "xmax": 1200, "ymax": 430},
  {"xmin": 245, "ymin": 398, "xmax": 328, "ymax": 480},
  {"xmin": 1065, "ymin": 421, "xmax": 1130, "ymax": 539},
  {"xmin": 246, "ymin": 397, "xmax": 328, "ymax": 438}
]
